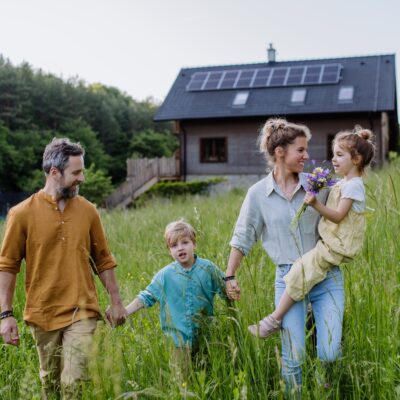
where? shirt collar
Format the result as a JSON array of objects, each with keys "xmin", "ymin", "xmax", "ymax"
[
  {"xmin": 174, "ymin": 254, "xmax": 198, "ymax": 273},
  {"xmin": 265, "ymin": 172, "xmax": 308, "ymax": 197},
  {"xmin": 265, "ymin": 172, "xmax": 275, "ymax": 197},
  {"xmin": 38, "ymin": 189, "xmax": 58, "ymax": 205}
]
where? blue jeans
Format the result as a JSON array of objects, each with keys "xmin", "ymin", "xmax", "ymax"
[{"xmin": 275, "ymin": 264, "xmax": 344, "ymax": 389}]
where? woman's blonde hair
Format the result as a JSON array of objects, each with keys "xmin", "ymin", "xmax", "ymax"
[
  {"xmin": 333, "ymin": 125, "xmax": 376, "ymax": 172},
  {"xmin": 164, "ymin": 219, "xmax": 196, "ymax": 247},
  {"xmin": 258, "ymin": 118, "xmax": 311, "ymax": 165}
]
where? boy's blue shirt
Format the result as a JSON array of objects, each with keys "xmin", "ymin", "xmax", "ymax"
[{"xmin": 137, "ymin": 256, "xmax": 225, "ymax": 347}]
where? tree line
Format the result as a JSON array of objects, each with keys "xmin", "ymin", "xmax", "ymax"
[{"xmin": 0, "ymin": 55, "xmax": 178, "ymax": 198}]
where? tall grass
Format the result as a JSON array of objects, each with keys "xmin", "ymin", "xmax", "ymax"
[{"xmin": 1, "ymin": 160, "xmax": 399, "ymax": 399}]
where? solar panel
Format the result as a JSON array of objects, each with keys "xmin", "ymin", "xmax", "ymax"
[
  {"xmin": 286, "ymin": 67, "xmax": 305, "ymax": 85},
  {"xmin": 203, "ymin": 72, "xmax": 223, "ymax": 90},
  {"xmin": 321, "ymin": 64, "xmax": 342, "ymax": 84},
  {"xmin": 235, "ymin": 70, "xmax": 256, "ymax": 88},
  {"xmin": 269, "ymin": 68, "xmax": 288, "ymax": 86},
  {"xmin": 304, "ymin": 66, "xmax": 322, "ymax": 84},
  {"xmin": 219, "ymin": 71, "xmax": 239, "ymax": 89},
  {"xmin": 253, "ymin": 69, "xmax": 272, "ymax": 87},
  {"xmin": 186, "ymin": 63, "xmax": 342, "ymax": 91}
]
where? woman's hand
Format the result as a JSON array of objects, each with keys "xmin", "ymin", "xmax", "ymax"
[{"xmin": 226, "ymin": 279, "xmax": 241, "ymax": 301}]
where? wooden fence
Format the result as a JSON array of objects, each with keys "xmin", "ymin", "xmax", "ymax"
[{"xmin": 105, "ymin": 156, "xmax": 180, "ymax": 208}]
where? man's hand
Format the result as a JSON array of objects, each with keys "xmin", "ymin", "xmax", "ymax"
[
  {"xmin": 105, "ymin": 303, "xmax": 127, "ymax": 327},
  {"xmin": 304, "ymin": 192, "xmax": 317, "ymax": 206},
  {"xmin": 226, "ymin": 279, "xmax": 241, "ymax": 301},
  {"xmin": 0, "ymin": 317, "xmax": 20, "ymax": 346}
]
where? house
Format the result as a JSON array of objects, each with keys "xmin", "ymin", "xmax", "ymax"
[{"xmin": 154, "ymin": 47, "xmax": 399, "ymax": 187}]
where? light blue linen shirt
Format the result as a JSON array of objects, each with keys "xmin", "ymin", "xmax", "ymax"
[
  {"xmin": 137, "ymin": 256, "xmax": 225, "ymax": 347},
  {"xmin": 230, "ymin": 172, "xmax": 329, "ymax": 265}
]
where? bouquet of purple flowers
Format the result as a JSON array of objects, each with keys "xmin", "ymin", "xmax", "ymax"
[{"xmin": 290, "ymin": 164, "xmax": 337, "ymax": 231}]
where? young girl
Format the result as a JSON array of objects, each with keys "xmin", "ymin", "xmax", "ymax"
[{"xmin": 248, "ymin": 125, "xmax": 376, "ymax": 338}]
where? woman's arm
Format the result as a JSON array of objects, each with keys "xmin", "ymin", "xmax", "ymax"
[
  {"xmin": 225, "ymin": 247, "xmax": 244, "ymax": 301},
  {"xmin": 305, "ymin": 193, "xmax": 353, "ymax": 224}
]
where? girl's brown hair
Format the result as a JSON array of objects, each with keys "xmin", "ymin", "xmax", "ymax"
[
  {"xmin": 334, "ymin": 125, "xmax": 375, "ymax": 172},
  {"xmin": 258, "ymin": 118, "xmax": 311, "ymax": 165}
]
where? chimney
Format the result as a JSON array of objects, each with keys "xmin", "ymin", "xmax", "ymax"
[{"xmin": 267, "ymin": 43, "xmax": 276, "ymax": 63}]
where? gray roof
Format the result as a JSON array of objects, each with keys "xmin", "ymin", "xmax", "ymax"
[{"xmin": 155, "ymin": 54, "xmax": 397, "ymax": 121}]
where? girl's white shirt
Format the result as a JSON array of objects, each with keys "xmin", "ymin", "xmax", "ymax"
[{"xmin": 338, "ymin": 177, "xmax": 365, "ymax": 213}]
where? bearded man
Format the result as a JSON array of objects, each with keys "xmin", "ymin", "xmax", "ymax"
[{"xmin": 0, "ymin": 138, "xmax": 126, "ymax": 399}]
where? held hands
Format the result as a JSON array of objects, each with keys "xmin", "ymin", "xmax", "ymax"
[
  {"xmin": 0, "ymin": 317, "xmax": 20, "ymax": 346},
  {"xmin": 105, "ymin": 303, "xmax": 127, "ymax": 327},
  {"xmin": 226, "ymin": 279, "xmax": 241, "ymax": 301}
]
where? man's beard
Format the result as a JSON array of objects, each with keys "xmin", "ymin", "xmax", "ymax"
[{"xmin": 58, "ymin": 185, "xmax": 79, "ymax": 199}]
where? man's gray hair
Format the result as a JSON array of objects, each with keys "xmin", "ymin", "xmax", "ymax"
[{"xmin": 42, "ymin": 138, "xmax": 85, "ymax": 174}]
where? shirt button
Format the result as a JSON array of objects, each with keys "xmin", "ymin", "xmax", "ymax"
[
  {"xmin": 61, "ymin": 221, "xmax": 65, "ymax": 224},
  {"xmin": 55, "ymin": 207, "xmax": 58, "ymax": 211},
  {"xmin": 61, "ymin": 237, "xmax": 65, "ymax": 241}
]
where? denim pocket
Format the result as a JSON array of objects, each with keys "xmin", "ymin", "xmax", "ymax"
[{"xmin": 275, "ymin": 264, "xmax": 291, "ymax": 288}]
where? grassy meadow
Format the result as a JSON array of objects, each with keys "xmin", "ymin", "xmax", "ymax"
[{"xmin": 0, "ymin": 160, "xmax": 399, "ymax": 399}]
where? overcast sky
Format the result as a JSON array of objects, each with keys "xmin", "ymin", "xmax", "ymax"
[{"xmin": 0, "ymin": 0, "xmax": 399, "ymax": 106}]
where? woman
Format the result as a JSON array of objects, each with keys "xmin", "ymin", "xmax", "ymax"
[{"xmin": 225, "ymin": 118, "xmax": 344, "ymax": 394}]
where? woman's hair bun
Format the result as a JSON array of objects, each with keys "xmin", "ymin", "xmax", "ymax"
[{"xmin": 268, "ymin": 118, "xmax": 287, "ymax": 132}]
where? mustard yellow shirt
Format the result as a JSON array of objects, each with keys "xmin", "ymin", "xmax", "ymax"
[{"xmin": 0, "ymin": 190, "xmax": 116, "ymax": 331}]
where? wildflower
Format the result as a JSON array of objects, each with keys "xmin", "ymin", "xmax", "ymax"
[{"xmin": 290, "ymin": 163, "xmax": 337, "ymax": 231}]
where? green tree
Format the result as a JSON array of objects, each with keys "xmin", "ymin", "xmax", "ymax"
[
  {"xmin": 130, "ymin": 129, "xmax": 179, "ymax": 158},
  {"xmin": 0, "ymin": 55, "xmax": 174, "ymax": 190},
  {"xmin": 79, "ymin": 164, "xmax": 113, "ymax": 205},
  {"xmin": 60, "ymin": 119, "xmax": 110, "ymax": 173},
  {"xmin": 0, "ymin": 122, "xmax": 52, "ymax": 191}
]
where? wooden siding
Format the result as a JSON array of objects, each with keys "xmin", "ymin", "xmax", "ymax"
[{"xmin": 180, "ymin": 114, "xmax": 383, "ymax": 176}]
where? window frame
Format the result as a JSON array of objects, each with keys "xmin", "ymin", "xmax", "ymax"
[
  {"xmin": 290, "ymin": 88, "xmax": 307, "ymax": 104},
  {"xmin": 200, "ymin": 137, "xmax": 228, "ymax": 163},
  {"xmin": 232, "ymin": 91, "xmax": 249, "ymax": 107},
  {"xmin": 338, "ymin": 86, "xmax": 354, "ymax": 103}
]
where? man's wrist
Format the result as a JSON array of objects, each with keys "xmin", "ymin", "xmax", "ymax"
[
  {"xmin": 110, "ymin": 296, "xmax": 123, "ymax": 306},
  {"xmin": 0, "ymin": 310, "xmax": 14, "ymax": 320}
]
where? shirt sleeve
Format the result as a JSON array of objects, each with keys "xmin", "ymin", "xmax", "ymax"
[
  {"xmin": 89, "ymin": 208, "xmax": 116, "ymax": 273},
  {"xmin": 229, "ymin": 189, "xmax": 264, "ymax": 256},
  {"xmin": 341, "ymin": 179, "xmax": 365, "ymax": 202},
  {"xmin": 0, "ymin": 208, "xmax": 26, "ymax": 274},
  {"xmin": 209, "ymin": 262, "xmax": 226, "ymax": 299},
  {"xmin": 137, "ymin": 270, "xmax": 164, "ymax": 308}
]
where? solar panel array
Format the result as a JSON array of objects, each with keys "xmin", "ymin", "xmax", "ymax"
[{"xmin": 186, "ymin": 64, "xmax": 342, "ymax": 91}]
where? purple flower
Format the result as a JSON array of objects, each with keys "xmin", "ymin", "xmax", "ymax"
[{"xmin": 290, "ymin": 165, "xmax": 337, "ymax": 231}]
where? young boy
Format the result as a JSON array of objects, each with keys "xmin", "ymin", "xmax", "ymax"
[{"xmin": 125, "ymin": 220, "xmax": 225, "ymax": 374}]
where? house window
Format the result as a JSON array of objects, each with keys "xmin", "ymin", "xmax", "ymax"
[
  {"xmin": 338, "ymin": 86, "xmax": 354, "ymax": 103},
  {"xmin": 232, "ymin": 91, "xmax": 249, "ymax": 107},
  {"xmin": 200, "ymin": 138, "xmax": 227, "ymax": 163},
  {"xmin": 327, "ymin": 133, "xmax": 335, "ymax": 160},
  {"xmin": 291, "ymin": 88, "xmax": 307, "ymax": 104}
]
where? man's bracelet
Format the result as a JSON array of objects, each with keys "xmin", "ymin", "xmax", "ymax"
[
  {"xmin": 0, "ymin": 310, "xmax": 14, "ymax": 320},
  {"xmin": 223, "ymin": 275, "xmax": 236, "ymax": 282}
]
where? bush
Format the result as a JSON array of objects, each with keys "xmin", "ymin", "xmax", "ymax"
[
  {"xmin": 79, "ymin": 164, "xmax": 113, "ymax": 205},
  {"xmin": 134, "ymin": 178, "xmax": 224, "ymax": 206}
]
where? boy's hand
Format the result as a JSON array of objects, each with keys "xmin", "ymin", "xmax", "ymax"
[
  {"xmin": 226, "ymin": 279, "xmax": 241, "ymax": 301},
  {"xmin": 105, "ymin": 304, "xmax": 127, "ymax": 327},
  {"xmin": 304, "ymin": 192, "xmax": 317, "ymax": 206}
]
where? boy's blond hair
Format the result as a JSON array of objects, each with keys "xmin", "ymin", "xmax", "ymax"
[{"xmin": 164, "ymin": 220, "xmax": 196, "ymax": 247}]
